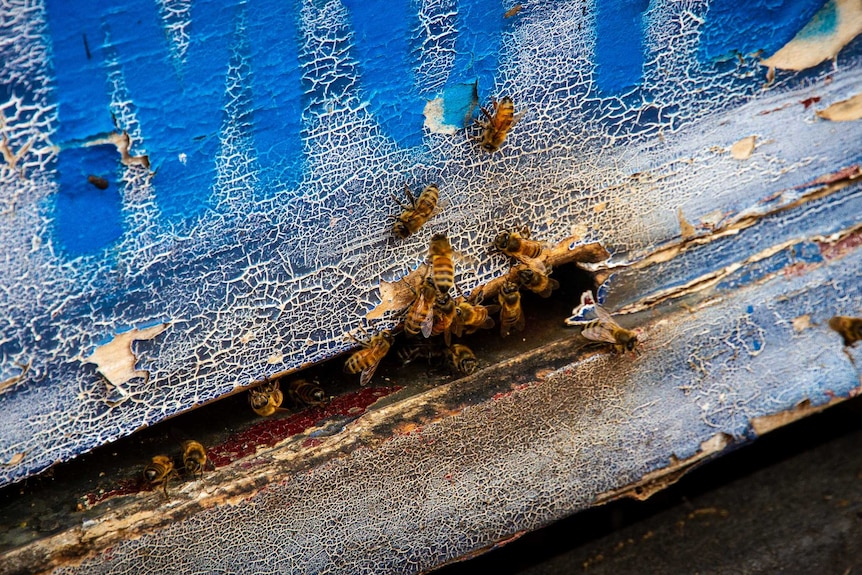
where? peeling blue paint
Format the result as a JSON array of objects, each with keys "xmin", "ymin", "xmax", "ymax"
[
  {"xmin": 796, "ymin": 0, "xmax": 838, "ymax": 39},
  {"xmin": 441, "ymin": 81, "xmax": 477, "ymax": 128},
  {"xmin": 450, "ymin": 0, "xmax": 502, "ymax": 95},
  {"xmin": 345, "ymin": 0, "xmax": 424, "ymax": 148},
  {"xmin": 53, "ymin": 145, "xmax": 122, "ymax": 256},
  {"xmin": 594, "ymin": 0, "xmax": 648, "ymax": 93},
  {"xmin": 700, "ymin": 0, "xmax": 827, "ymax": 61}
]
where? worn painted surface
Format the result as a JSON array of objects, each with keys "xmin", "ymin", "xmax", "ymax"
[{"xmin": 0, "ymin": 0, "xmax": 861, "ymax": 551}]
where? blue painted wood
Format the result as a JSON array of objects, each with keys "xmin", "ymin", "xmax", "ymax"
[{"xmin": 0, "ymin": 0, "xmax": 860, "ymax": 492}]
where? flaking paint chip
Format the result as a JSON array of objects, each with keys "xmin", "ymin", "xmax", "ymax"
[
  {"xmin": 816, "ymin": 92, "xmax": 862, "ymax": 122},
  {"xmin": 730, "ymin": 136, "xmax": 756, "ymax": 160},
  {"xmin": 86, "ymin": 323, "xmax": 169, "ymax": 392}
]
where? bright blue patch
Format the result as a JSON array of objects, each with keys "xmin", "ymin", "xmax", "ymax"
[
  {"xmin": 746, "ymin": 305, "xmax": 754, "ymax": 314},
  {"xmin": 450, "ymin": 0, "xmax": 503, "ymax": 102},
  {"xmin": 700, "ymin": 0, "xmax": 826, "ymax": 62},
  {"xmin": 344, "ymin": 0, "xmax": 424, "ymax": 148},
  {"xmin": 43, "ymin": 0, "xmax": 116, "ymax": 145},
  {"xmin": 98, "ymin": 0, "xmax": 236, "ymax": 224},
  {"xmin": 53, "ymin": 145, "xmax": 123, "ymax": 256},
  {"xmin": 752, "ymin": 339, "xmax": 762, "ymax": 351},
  {"xmin": 247, "ymin": 3, "xmax": 304, "ymax": 193},
  {"xmin": 442, "ymin": 82, "xmax": 478, "ymax": 129},
  {"xmin": 594, "ymin": 0, "xmax": 649, "ymax": 94},
  {"xmin": 796, "ymin": 0, "xmax": 838, "ymax": 39}
]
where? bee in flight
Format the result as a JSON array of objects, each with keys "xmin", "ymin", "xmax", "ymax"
[
  {"xmin": 248, "ymin": 380, "xmax": 286, "ymax": 417},
  {"xmin": 390, "ymin": 183, "xmax": 440, "ymax": 239},
  {"xmin": 829, "ymin": 315, "xmax": 862, "ymax": 347},
  {"xmin": 344, "ymin": 330, "xmax": 394, "ymax": 386},
  {"xmin": 286, "ymin": 378, "xmax": 329, "ymax": 407},
  {"xmin": 473, "ymin": 96, "xmax": 523, "ymax": 153},
  {"xmin": 498, "ymin": 280, "xmax": 526, "ymax": 338},
  {"xmin": 512, "ymin": 263, "xmax": 559, "ymax": 298},
  {"xmin": 143, "ymin": 455, "xmax": 178, "ymax": 497},
  {"xmin": 181, "ymin": 440, "xmax": 213, "ymax": 480},
  {"xmin": 447, "ymin": 344, "xmax": 478, "ymax": 375},
  {"xmin": 492, "ymin": 226, "xmax": 546, "ymax": 261},
  {"xmin": 580, "ymin": 303, "xmax": 639, "ymax": 354},
  {"xmin": 404, "ymin": 276, "xmax": 437, "ymax": 338},
  {"xmin": 428, "ymin": 233, "xmax": 456, "ymax": 294}
]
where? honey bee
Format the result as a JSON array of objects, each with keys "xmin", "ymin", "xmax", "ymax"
[
  {"xmin": 474, "ymin": 96, "xmax": 522, "ymax": 152},
  {"xmin": 431, "ymin": 293, "xmax": 458, "ymax": 347},
  {"xmin": 428, "ymin": 233, "xmax": 456, "ymax": 294},
  {"xmin": 391, "ymin": 183, "xmax": 439, "ymax": 239},
  {"xmin": 498, "ymin": 280, "xmax": 525, "ymax": 338},
  {"xmin": 287, "ymin": 378, "xmax": 328, "ymax": 407},
  {"xmin": 829, "ymin": 316, "xmax": 862, "ymax": 347},
  {"xmin": 581, "ymin": 304, "xmax": 639, "ymax": 354},
  {"xmin": 452, "ymin": 299, "xmax": 498, "ymax": 337},
  {"xmin": 181, "ymin": 440, "xmax": 211, "ymax": 480},
  {"xmin": 405, "ymin": 276, "xmax": 437, "ymax": 338},
  {"xmin": 248, "ymin": 380, "xmax": 285, "ymax": 417},
  {"xmin": 512, "ymin": 264, "xmax": 559, "ymax": 298},
  {"xmin": 143, "ymin": 455, "xmax": 177, "ymax": 496},
  {"xmin": 492, "ymin": 226, "xmax": 546, "ymax": 261},
  {"xmin": 447, "ymin": 344, "xmax": 478, "ymax": 375},
  {"xmin": 344, "ymin": 330, "xmax": 394, "ymax": 386}
]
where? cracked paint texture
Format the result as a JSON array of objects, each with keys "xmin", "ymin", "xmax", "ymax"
[{"xmin": 0, "ymin": 0, "xmax": 861, "ymax": 496}]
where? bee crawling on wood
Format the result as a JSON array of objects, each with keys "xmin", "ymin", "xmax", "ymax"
[
  {"xmin": 491, "ymin": 226, "xmax": 547, "ymax": 262},
  {"xmin": 404, "ymin": 275, "xmax": 437, "ymax": 339},
  {"xmin": 452, "ymin": 294, "xmax": 499, "ymax": 338},
  {"xmin": 473, "ymin": 96, "xmax": 523, "ymax": 153},
  {"xmin": 576, "ymin": 299, "xmax": 640, "ymax": 355},
  {"xmin": 390, "ymin": 183, "xmax": 440, "ymax": 239},
  {"xmin": 344, "ymin": 329, "xmax": 394, "ymax": 386},
  {"xmin": 181, "ymin": 440, "xmax": 214, "ymax": 480},
  {"xmin": 248, "ymin": 379, "xmax": 288, "ymax": 417},
  {"xmin": 143, "ymin": 455, "xmax": 178, "ymax": 497},
  {"xmin": 829, "ymin": 316, "xmax": 862, "ymax": 347},
  {"xmin": 286, "ymin": 378, "xmax": 329, "ymax": 407},
  {"xmin": 447, "ymin": 343, "xmax": 478, "ymax": 375},
  {"xmin": 510, "ymin": 262, "xmax": 559, "ymax": 299},
  {"xmin": 498, "ymin": 280, "xmax": 526, "ymax": 338}
]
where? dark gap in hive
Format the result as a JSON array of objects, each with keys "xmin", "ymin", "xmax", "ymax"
[{"xmin": 0, "ymin": 258, "xmax": 598, "ymax": 553}]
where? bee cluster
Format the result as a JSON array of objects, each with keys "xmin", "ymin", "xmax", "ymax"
[
  {"xmin": 341, "ymin": 95, "xmax": 637, "ymax": 387},
  {"xmin": 252, "ymin": 96, "xmax": 637, "ymax": 405},
  {"xmin": 142, "ymin": 439, "xmax": 212, "ymax": 497}
]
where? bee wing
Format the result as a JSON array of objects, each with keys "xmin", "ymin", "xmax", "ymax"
[
  {"xmin": 479, "ymin": 316, "xmax": 496, "ymax": 330},
  {"xmin": 359, "ymin": 359, "xmax": 382, "ymax": 387},
  {"xmin": 420, "ymin": 303, "xmax": 435, "ymax": 338},
  {"xmin": 536, "ymin": 278, "xmax": 560, "ymax": 298},
  {"xmin": 593, "ymin": 303, "xmax": 616, "ymax": 323},
  {"xmin": 581, "ymin": 319, "xmax": 621, "ymax": 344},
  {"xmin": 514, "ymin": 312, "xmax": 526, "ymax": 333}
]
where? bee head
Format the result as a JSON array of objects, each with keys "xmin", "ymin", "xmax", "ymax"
[
  {"xmin": 392, "ymin": 221, "xmax": 410, "ymax": 238},
  {"xmin": 493, "ymin": 232, "xmax": 510, "ymax": 252},
  {"xmin": 248, "ymin": 391, "xmax": 269, "ymax": 410},
  {"xmin": 144, "ymin": 466, "xmax": 160, "ymax": 482},
  {"xmin": 185, "ymin": 459, "xmax": 201, "ymax": 474},
  {"xmin": 624, "ymin": 334, "xmax": 639, "ymax": 352},
  {"xmin": 482, "ymin": 142, "xmax": 497, "ymax": 152},
  {"xmin": 516, "ymin": 268, "xmax": 534, "ymax": 285},
  {"xmin": 380, "ymin": 330, "xmax": 395, "ymax": 345},
  {"xmin": 310, "ymin": 388, "xmax": 326, "ymax": 403},
  {"xmin": 460, "ymin": 357, "xmax": 478, "ymax": 374},
  {"xmin": 502, "ymin": 281, "xmax": 519, "ymax": 295}
]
